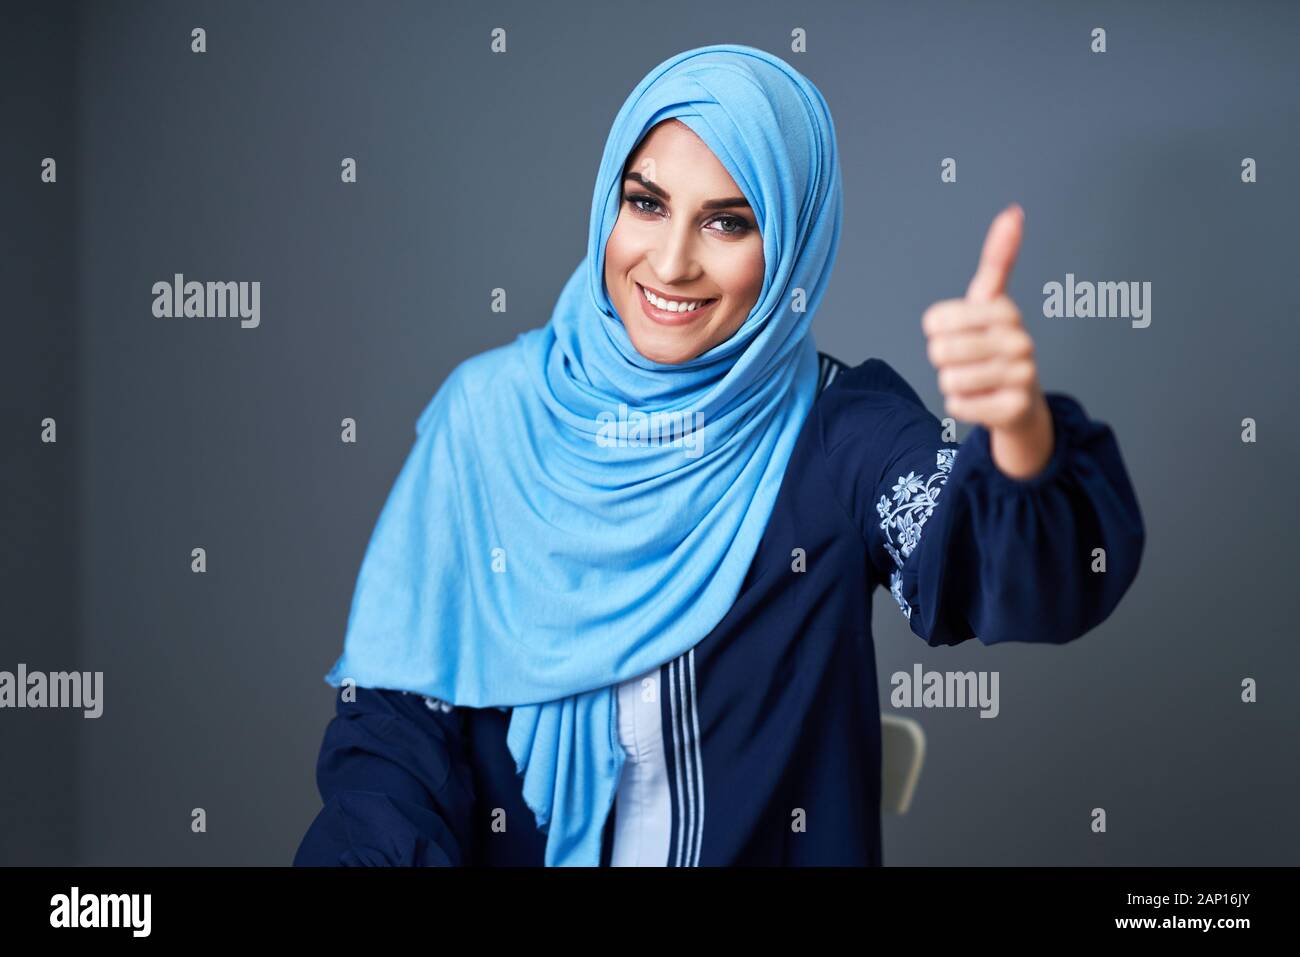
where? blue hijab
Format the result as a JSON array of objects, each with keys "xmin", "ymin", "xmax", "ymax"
[{"xmin": 324, "ymin": 43, "xmax": 843, "ymax": 866}]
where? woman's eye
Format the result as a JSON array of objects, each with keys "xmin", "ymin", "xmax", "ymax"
[
  {"xmin": 624, "ymin": 193, "xmax": 662, "ymax": 215},
  {"xmin": 709, "ymin": 215, "xmax": 752, "ymax": 236}
]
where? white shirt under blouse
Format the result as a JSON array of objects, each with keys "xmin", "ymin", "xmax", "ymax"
[{"xmin": 610, "ymin": 667, "xmax": 672, "ymax": 866}]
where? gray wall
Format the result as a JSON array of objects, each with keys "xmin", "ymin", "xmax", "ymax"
[
  {"xmin": 1, "ymin": 0, "xmax": 79, "ymax": 866},
  {"xmin": 2, "ymin": 0, "xmax": 1296, "ymax": 865}
]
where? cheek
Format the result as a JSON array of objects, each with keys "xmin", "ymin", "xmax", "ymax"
[
  {"xmin": 603, "ymin": 218, "xmax": 639, "ymax": 284},
  {"xmin": 712, "ymin": 242, "xmax": 765, "ymax": 312}
]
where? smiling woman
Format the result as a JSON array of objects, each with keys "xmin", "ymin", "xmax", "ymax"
[
  {"xmin": 295, "ymin": 43, "xmax": 1145, "ymax": 870},
  {"xmin": 604, "ymin": 118, "xmax": 765, "ymax": 364}
]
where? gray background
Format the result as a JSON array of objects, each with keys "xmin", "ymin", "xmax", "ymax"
[{"xmin": 3, "ymin": 0, "xmax": 1296, "ymax": 866}]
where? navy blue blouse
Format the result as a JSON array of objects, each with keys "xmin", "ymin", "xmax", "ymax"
[{"xmin": 293, "ymin": 354, "xmax": 1145, "ymax": 866}]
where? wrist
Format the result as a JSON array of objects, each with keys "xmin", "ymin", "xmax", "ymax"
[{"xmin": 989, "ymin": 393, "xmax": 1054, "ymax": 479}]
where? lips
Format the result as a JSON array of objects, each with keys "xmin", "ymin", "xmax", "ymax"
[{"xmin": 636, "ymin": 282, "xmax": 719, "ymax": 326}]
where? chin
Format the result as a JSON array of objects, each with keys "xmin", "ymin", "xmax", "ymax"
[{"xmin": 626, "ymin": 328, "xmax": 700, "ymax": 365}]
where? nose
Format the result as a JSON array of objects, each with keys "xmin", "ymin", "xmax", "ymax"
[{"xmin": 646, "ymin": 217, "xmax": 702, "ymax": 287}]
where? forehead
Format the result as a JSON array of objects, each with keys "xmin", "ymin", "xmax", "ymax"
[
  {"xmin": 623, "ymin": 119, "xmax": 741, "ymax": 193},
  {"xmin": 628, "ymin": 118, "xmax": 705, "ymax": 155}
]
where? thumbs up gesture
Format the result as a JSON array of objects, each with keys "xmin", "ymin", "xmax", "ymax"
[{"xmin": 921, "ymin": 204, "xmax": 1055, "ymax": 479}]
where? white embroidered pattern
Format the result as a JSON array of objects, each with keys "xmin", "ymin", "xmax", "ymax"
[
  {"xmin": 398, "ymin": 690, "xmax": 455, "ymax": 712},
  {"xmin": 876, "ymin": 447, "xmax": 958, "ymax": 619}
]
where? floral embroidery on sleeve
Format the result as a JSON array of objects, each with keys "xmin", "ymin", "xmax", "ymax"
[{"xmin": 876, "ymin": 447, "xmax": 958, "ymax": 619}]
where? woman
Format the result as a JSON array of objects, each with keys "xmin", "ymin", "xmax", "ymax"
[{"xmin": 294, "ymin": 44, "xmax": 1144, "ymax": 867}]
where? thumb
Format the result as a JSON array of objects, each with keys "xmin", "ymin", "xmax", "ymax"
[{"xmin": 965, "ymin": 203, "xmax": 1024, "ymax": 303}]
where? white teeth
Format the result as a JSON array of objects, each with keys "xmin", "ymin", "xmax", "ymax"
[{"xmin": 641, "ymin": 284, "xmax": 708, "ymax": 313}]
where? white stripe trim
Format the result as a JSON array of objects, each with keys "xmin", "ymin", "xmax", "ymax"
[
  {"xmin": 668, "ymin": 658, "xmax": 687, "ymax": 867},
  {"xmin": 666, "ymin": 653, "xmax": 708, "ymax": 867},
  {"xmin": 686, "ymin": 648, "xmax": 705, "ymax": 866},
  {"xmin": 663, "ymin": 651, "xmax": 706, "ymax": 867},
  {"xmin": 676, "ymin": 657, "xmax": 698, "ymax": 867}
]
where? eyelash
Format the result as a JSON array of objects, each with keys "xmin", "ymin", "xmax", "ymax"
[{"xmin": 622, "ymin": 192, "xmax": 754, "ymax": 237}]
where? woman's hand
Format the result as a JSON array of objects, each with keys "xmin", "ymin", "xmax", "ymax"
[{"xmin": 921, "ymin": 204, "xmax": 1054, "ymax": 480}]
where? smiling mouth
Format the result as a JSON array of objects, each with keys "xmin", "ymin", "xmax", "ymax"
[{"xmin": 636, "ymin": 282, "xmax": 719, "ymax": 324}]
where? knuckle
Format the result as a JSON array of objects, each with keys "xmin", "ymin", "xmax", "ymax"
[
  {"xmin": 924, "ymin": 299, "xmax": 956, "ymax": 330},
  {"xmin": 927, "ymin": 338, "xmax": 944, "ymax": 366}
]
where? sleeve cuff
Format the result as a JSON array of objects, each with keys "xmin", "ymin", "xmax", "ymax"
[{"xmin": 960, "ymin": 393, "xmax": 1083, "ymax": 493}]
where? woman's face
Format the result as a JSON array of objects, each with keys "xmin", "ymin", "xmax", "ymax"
[{"xmin": 604, "ymin": 119, "xmax": 764, "ymax": 365}]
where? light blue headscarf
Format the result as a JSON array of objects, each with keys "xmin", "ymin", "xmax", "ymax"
[{"xmin": 323, "ymin": 43, "xmax": 843, "ymax": 866}]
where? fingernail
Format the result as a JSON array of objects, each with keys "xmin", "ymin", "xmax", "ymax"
[{"xmin": 1007, "ymin": 202, "xmax": 1024, "ymax": 218}]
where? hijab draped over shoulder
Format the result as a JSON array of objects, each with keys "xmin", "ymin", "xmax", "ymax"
[{"xmin": 325, "ymin": 43, "xmax": 844, "ymax": 865}]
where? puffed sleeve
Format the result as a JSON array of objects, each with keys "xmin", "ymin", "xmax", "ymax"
[
  {"xmin": 819, "ymin": 358, "xmax": 1145, "ymax": 647},
  {"xmin": 293, "ymin": 686, "xmax": 477, "ymax": 866}
]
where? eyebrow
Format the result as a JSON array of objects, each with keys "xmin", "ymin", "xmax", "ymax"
[{"xmin": 623, "ymin": 171, "xmax": 750, "ymax": 210}]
